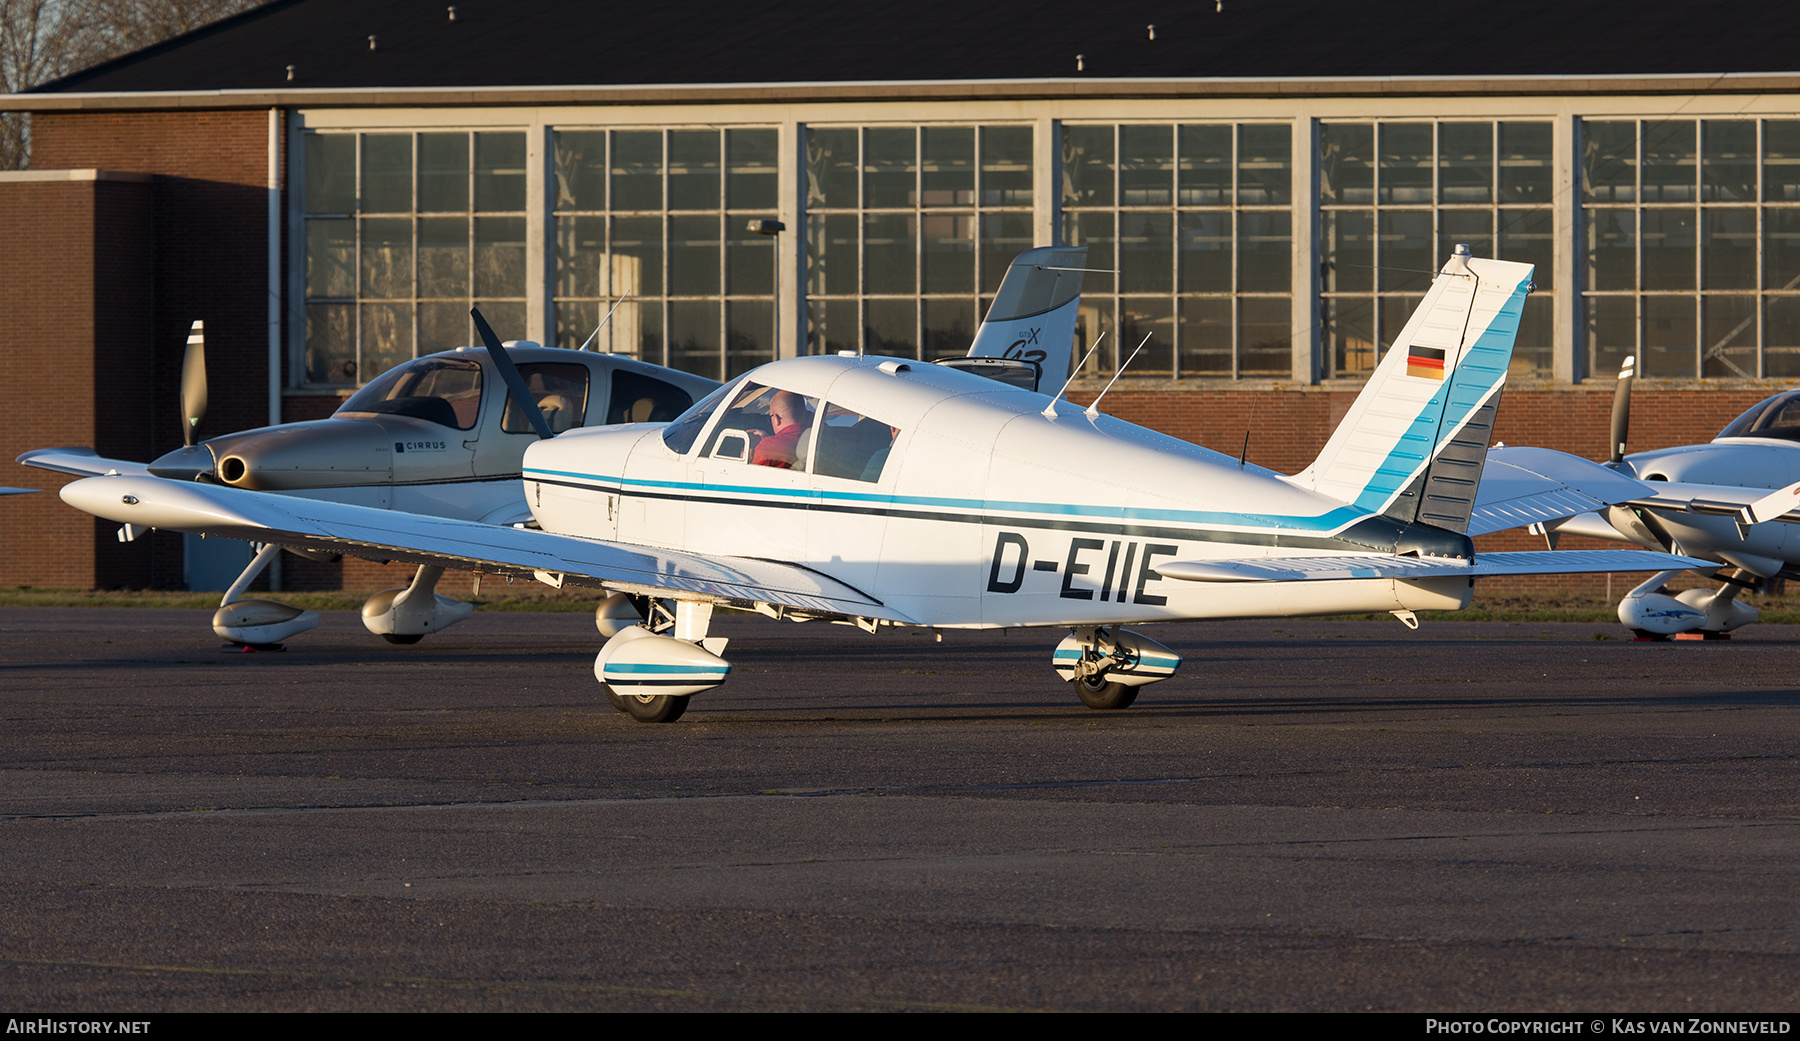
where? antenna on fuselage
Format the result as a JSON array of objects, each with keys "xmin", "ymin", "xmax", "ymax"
[
  {"xmin": 1042, "ymin": 331, "xmax": 1106, "ymax": 418},
  {"xmin": 576, "ymin": 293, "xmax": 633, "ymax": 352},
  {"xmin": 1084, "ymin": 332, "xmax": 1152, "ymax": 417}
]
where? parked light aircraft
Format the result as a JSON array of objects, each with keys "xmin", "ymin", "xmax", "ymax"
[
  {"xmin": 1520, "ymin": 356, "xmax": 1800, "ymax": 635},
  {"xmin": 46, "ymin": 247, "xmax": 1705, "ymax": 721},
  {"xmin": 18, "ymin": 319, "xmax": 716, "ymax": 646}
]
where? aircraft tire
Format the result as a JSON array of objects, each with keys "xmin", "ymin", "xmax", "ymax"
[
  {"xmin": 1072, "ymin": 675, "xmax": 1137, "ymax": 710},
  {"xmin": 381, "ymin": 633, "xmax": 425, "ymax": 645},
  {"xmin": 621, "ymin": 693, "xmax": 690, "ymax": 723}
]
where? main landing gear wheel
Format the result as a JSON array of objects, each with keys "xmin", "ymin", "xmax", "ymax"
[
  {"xmin": 380, "ymin": 633, "xmax": 424, "ymax": 645},
  {"xmin": 621, "ymin": 693, "xmax": 690, "ymax": 723},
  {"xmin": 1072, "ymin": 674, "xmax": 1138, "ymax": 711},
  {"xmin": 601, "ymin": 683, "xmax": 689, "ymax": 723}
]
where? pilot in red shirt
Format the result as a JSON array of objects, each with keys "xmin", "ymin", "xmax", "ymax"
[{"xmin": 752, "ymin": 390, "xmax": 810, "ymax": 469}]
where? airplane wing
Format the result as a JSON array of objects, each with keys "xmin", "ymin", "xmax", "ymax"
[
  {"xmin": 1156, "ymin": 548, "xmax": 1711, "ymax": 583},
  {"xmin": 59, "ymin": 474, "xmax": 913, "ymax": 623},
  {"xmin": 1468, "ymin": 446, "xmax": 1655, "ymax": 536},
  {"xmin": 15, "ymin": 448, "xmax": 152, "ymax": 478}
]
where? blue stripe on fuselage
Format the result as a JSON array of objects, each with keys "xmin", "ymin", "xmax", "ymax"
[{"xmin": 524, "ymin": 466, "xmax": 1370, "ymax": 536}]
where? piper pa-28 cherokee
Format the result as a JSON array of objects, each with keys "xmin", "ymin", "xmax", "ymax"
[{"xmin": 49, "ymin": 247, "xmax": 1703, "ymax": 721}]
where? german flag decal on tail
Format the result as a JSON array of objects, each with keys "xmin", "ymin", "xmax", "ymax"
[{"xmin": 1406, "ymin": 344, "xmax": 1447, "ymax": 380}]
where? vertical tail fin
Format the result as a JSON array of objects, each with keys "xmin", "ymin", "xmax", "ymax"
[
  {"xmin": 959, "ymin": 246, "xmax": 1087, "ymax": 392},
  {"xmin": 1293, "ymin": 248, "xmax": 1534, "ymax": 533}
]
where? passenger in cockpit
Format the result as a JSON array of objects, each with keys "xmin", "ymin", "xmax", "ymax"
[{"xmin": 753, "ymin": 390, "xmax": 811, "ymax": 469}]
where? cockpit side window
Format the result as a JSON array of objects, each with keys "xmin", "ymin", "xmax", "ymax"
[
  {"xmin": 336, "ymin": 358, "xmax": 484, "ymax": 430},
  {"xmin": 503, "ymin": 363, "xmax": 590, "ymax": 434},
  {"xmin": 701, "ymin": 383, "xmax": 819, "ymax": 470},
  {"xmin": 814, "ymin": 403, "xmax": 899, "ymax": 483}
]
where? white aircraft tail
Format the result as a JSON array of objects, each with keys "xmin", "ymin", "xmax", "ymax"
[
  {"xmin": 963, "ymin": 246, "xmax": 1087, "ymax": 392},
  {"xmin": 1292, "ymin": 247, "xmax": 1535, "ymax": 534}
]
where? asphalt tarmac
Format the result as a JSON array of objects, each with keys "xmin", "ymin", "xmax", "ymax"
[{"xmin": 2, "ymin": 605, "xmax": 1797, "ymax": 1012}]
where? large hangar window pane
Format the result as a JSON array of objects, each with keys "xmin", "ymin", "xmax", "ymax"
[
  {"xmin": 306, "ymin": 218, "xmax": 355, "ymax": 299},
  {"xmin": 1764, "ymin": 122, "xmax": 1800, "ymax": 202},
  {"xmin": 553, "ymin": 131, "xmax": 606, "ymax": 211},
  {"xmin": 668, "ymin": 215, "xmax": 721, "ymax": 297},
  {"xmin": 1178, "ymin": 125, "xmax": 1231, "ymax": 206},
  {"xmin": 1583, "ymin": 122, "xmax": 1637, "ymax": 204},
  {"xmin": 1119, "ymin": 211, "xmax": 1173, "ymax": 294},
  {"xmin": 1703, "ymin": 295, "xmax": 1758, "ymax": 378},
  {"xmin": 360, "ymin": 302, "xmax": 411, "ymax": 379},
  {"xmin": 727, "ymin": 299, "xmax": 774, "ymax": 376},
  {"xmin": 980, "ymin": 212, "xmax": 1032, "ymax": 294},
  {"xmin": 418, "ymin": 133, "xmax": 470, "ymax": 213},
  {"xmin": 806, "ymin": 128, "xmax": 858, "ymax": 208},
  {"xmin": 1641, "ymin": 120, "xmax": 1697, "ymax": 203},
  {"xmin": 359, "ymin": 217, "xmax": 413, "ymax": 299},
  {"xmin": 923, "ymin": 297, "xmax": 975, "ymax": 361},
  {"xmin": 1238, "ymin": 298, "xmax": 1291, "ymax": 376},
  {"xmin": 863, "ymin": 127, "xmax": 917, "ymax": 209},
  {"xmin": 305, "ymin": 134, "xmax": 355, "ymax": 214},
  {"xmin": 727, "ymin": 130, "xmax": 778, "ymax": 210},
  {"xmin": 921, "ymin": 213, "xmax": 974, "ymax": 295},
  {"xmin": 1179, "ymin": 211, "xmax": 1232, "ymax": 295},
  {"xmin": 610, "ymin": 131, "xmax": 663, "ymax": 211},
  {"xmin": 669, "ymin": 300, "xmax": 721, "ymax": 380},
  {"xmin": 727, "ymin": 216, "xmax": 775, "ymax": 295},
  {"xmin": 980, "ymin": 127, "xmax": 1032, "ymax": 206},
  {"xmin": 1498, "ymin": 122, "xmax": 1552, "ymax": 204},
  {"xmin": 921, "ymin": 126, "xmax": 974, "ymax": 207},
  {"xmin": 1642, "ymin": 295, "xmax": 1697, "ymax": 378},
  {"xmin": 473, "ymin": 133, "xmax": 526, "ymax": 213},
  {"xmin": 1062, "ymin": 125, "xmax": 1114, "ymax": 208},
  {"xmin": 1703, "ymin": 121, "xmax": 1757, "ymax": 203},
  {"xmin": 1586, "ymin": 209, "xmax": 1637, "ymax": 292},
  {"xmin": 1319, "ymin": 123, "xmax": 1373, "ymax": 206},
  {"xmin": 863, "ymin": 213, "xmax": 917, "ymax": 295},
  {"xmin": 805, "ymin": 213, "xmax": 857, "ymax": 298},
  {"xmin": 1438, "ymin": 123, "xmax": 1493, "ymax": 205},
  {"xmin": 552, "ymin": 215, "xmax": 602, "ymax": 300},
  {"xmin": 1237, "ymin": 125, "xmax": 1291, "ymax": 205},
  {"xmin": 361, "ymin": 134, "xmax": 412, "ymax": 213},
  {"xmin": 1379, "ymin": 124, "xmax": 1433, "ymax": 206},
  {"xmin": 473, "ymin": 216, "xmax": 526, "ymax": 299},
  {"xmin": 1703, "ymin": 208, "xmax": 1756, "ymax": 290},
  {"xmin": 668, "ymin": 130, "xmax": 721, "ymax": 211},
  {"xmin": 610, "ymin": 216, "xmax": 662, "ymax": 298},
  {"xmin": 1120, "ymin": 125, "xmax": 1173, "ymax": 207},
  {"xmin": 305, "ymin": 303, "xmax": 355, "ymax": 385}
]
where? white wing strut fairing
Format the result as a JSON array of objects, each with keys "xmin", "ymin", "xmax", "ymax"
[{"xmin": 61, "ymin": 475, "xmax": 910, "ymax": 623}]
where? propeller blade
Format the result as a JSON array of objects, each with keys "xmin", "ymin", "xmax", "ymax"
[
  {"xmin": 180, "ymin": 320, "xmax": 208, "ymax": 448},
  {"xmin": 470, "ymin": 308, "xmax": 555, "ymax": 441},
  {"xmin": 1608, "ymin": 354, "xmax": 1636, "ymax": 465}
]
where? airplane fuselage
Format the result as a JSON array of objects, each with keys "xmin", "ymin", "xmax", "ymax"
[{"xmin": 523, "ymin": 355, "xmax": 1473, "ymax": 628}]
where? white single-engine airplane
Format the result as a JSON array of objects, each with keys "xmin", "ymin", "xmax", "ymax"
[
  {"xmin": 1516, "ymin": 357, "xmax": 1800, "ymax": 636},
  {"xmin": 47, "ymin": 247, "xmax": 1704, "ymax": 721}
]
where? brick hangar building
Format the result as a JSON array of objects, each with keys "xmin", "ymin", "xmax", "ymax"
[{"xmin": 4, "ymin": 0, "xmax": 1799, "ymax": 594}]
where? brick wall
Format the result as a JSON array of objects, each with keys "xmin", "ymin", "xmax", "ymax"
[
  {"xmin": 0, "ymin": 176, "xmax": 157, "ymax": 587},
  {"xmin": 29, "ymin": 111, "xmax": 277, "ymax": 587}
]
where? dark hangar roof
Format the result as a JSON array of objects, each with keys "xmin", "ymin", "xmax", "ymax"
[{"xmin": 32, "ymin": 0, "xmax": 1800, "ymax": 94}]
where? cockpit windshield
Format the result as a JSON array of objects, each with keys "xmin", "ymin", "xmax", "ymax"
[
  {"xmin": 1718, "ymin": 390, "xmax": 1800, "ymax": 443},
  {"xmin": 337, "ymin": 357, "xmax": 484, "ymax": 430}
]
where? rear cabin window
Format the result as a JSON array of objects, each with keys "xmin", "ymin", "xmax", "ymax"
[
  {"xmin": 503, "ymin": 363, "xmax": 591, "ymax": 434},
  {"xmin": 814, "ymin": 404, "xmax": 899, "ymax": 483},
  {"xmin": 607, "ymin": 370, "xmax": 695, "ymax": 425}
]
